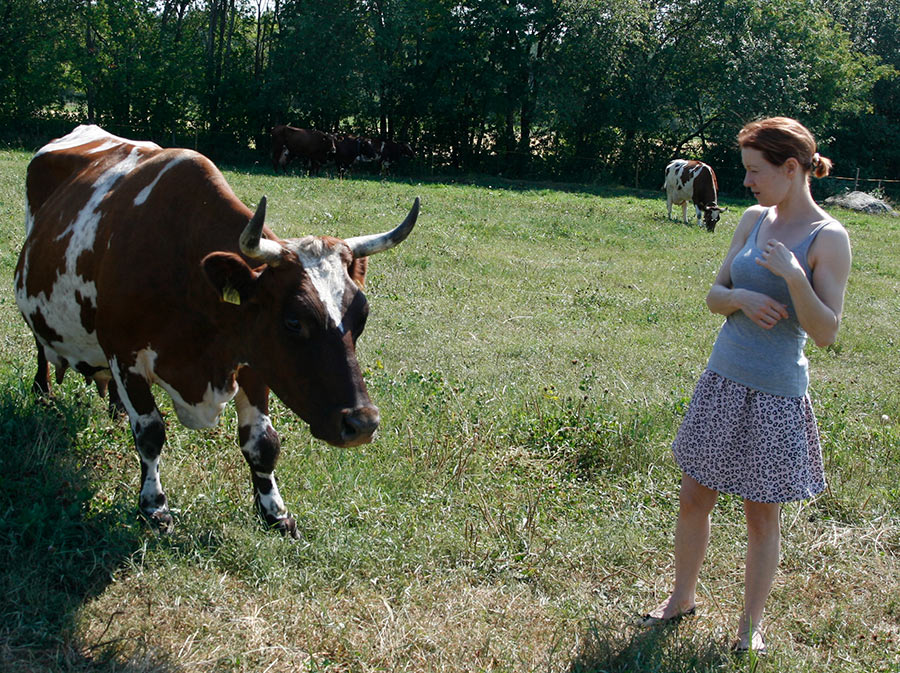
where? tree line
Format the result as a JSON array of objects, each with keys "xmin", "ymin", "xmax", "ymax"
[{"xmin": 2, "ymin": 0, "xmax": 898, "ymax": 192}]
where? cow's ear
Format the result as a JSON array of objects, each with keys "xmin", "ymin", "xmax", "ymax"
[
  {"xmin": 348, "ymin": 256, "xmax": 368, "ymax": 289},
  {"xmin": 202, "ymin": 252, "xmax": 259, "ymax": 305}
]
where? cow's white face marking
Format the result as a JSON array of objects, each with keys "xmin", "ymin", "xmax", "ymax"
[
  {"xmin": 135, "ymin": 156, "xmax": 186, "ymax": 206},
  {"xmin": 288, "ymin": 237, "xmax": 350, "ymax": 334}
]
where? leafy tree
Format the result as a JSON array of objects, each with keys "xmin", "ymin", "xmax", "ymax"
[
  {"xmin": 0, "ymin": 0, "xmax": 74, "ymax": 122},
  {"xmin": 265, "ymin": 0, "xmax": 369, "ymax": 131},
  {"xmin": 1, "ymin": 0, "xmax": 895, "ymax": 187}
]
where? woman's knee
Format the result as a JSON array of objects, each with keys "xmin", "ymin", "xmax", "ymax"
[
  {"xmin": 679, "ymin": 474, "xmax": 718, "ymax": 515},
  {"xmin": 744, "ymin": 500, "xmax": 781, "ymax": 539}
]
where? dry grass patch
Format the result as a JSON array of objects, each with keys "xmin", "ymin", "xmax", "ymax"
[{"xmin": 77, "ymin": 571, "xmax": 583, "ymax": 672}]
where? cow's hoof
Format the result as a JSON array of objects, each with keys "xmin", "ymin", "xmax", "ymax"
[
  {"xmin": 271, "ymin": 516, "xmax": 300, "ymax": 541},
  {"xmin": 141, "ymin": 509, "xmax": 174, "ymax": 534}
]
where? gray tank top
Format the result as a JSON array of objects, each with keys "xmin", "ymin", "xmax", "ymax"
[{"xmin": 707, "ymin": 208, "xmax": 831, "ymax": 397}]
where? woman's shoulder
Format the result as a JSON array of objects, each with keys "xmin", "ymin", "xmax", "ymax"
[
  {"xmin": 809, "ymin": 214, "xmax": 851, "ymax": 266},
  {"xmin": 737, "ymin": 204, "xmax": 768, "ymax": 229},
  {"xmin": 730, "ymin": 205, "xmax": 766, "ymax": 243},
  {"xmin": 816, "ymin": 211, "xmax": 850, "ymax": 244},
  {"xmin": 743, "ymin": 204, "xmax": 768, "ymax": 219}
]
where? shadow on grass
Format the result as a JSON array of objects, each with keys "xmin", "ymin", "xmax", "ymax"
[
  {"xmin": 569, "ymin": 620, "xmax": 743, "ymax": 673},
  {"xmin": 0, "ymin": 375, "xmax": 177, "ymax": 672}
]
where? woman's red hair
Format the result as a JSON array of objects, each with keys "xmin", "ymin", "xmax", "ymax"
[{"xmin": 738, "ymin": 117, "xmax": 832, "ymax": 178}]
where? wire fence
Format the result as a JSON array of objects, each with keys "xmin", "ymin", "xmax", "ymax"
[
  {"xmin": 821, "ymin": 170, "xmax": 900, "ymax": 204},
  {"xmin": 828, "ymin": 169, "xmax": 899, "ymax": 192}
]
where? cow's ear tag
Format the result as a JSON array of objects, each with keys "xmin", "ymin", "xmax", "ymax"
[{"xmin": 222, "ymin": 284, "xmax": 241, "ymax": 305}]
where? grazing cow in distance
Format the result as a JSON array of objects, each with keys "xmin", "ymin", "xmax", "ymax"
[
  {"xmin": 15, "ymin": 124, "xmax": 420, "ymax": 537},
  {"xmin": 271, "ymin": 124, "xmax": 336, "ymax": 174},
  {"xmin": 664, "ymin": 159, "xmax": 726, "ymax": 232},
  {"xmin": 378, "ymin": 139, "xmax": 414, "ymax": 173},
  {"xmin": 334, "ymin": 135, "xmax": 379, "ymax": 177}
]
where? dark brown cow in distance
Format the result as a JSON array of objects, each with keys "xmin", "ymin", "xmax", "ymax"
[
  {"xmin": 271, "ymin": 124, "xmax": 336, "ymax": 174},
  {"xmin": 378, "ymin": 139, "xmax": 415, "ymax": 173},
  {"xmin": 15, "ymin": 125, "xmax": 419, "ymax": 537},
  {"xmin": 664, "ymin": 159, "xmax": 726, "ymax": 232},
  {"xmin": 334, "ymin": 135, "xmax": 379, "ymax": 177}
]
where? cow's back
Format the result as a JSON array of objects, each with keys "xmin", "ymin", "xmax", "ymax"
[
  {"xmin": 665, "ymin": 159, "xmax": 707, "ymax": 203},
  {"xmin": 14, "ymin": 126, "xmax": 247, "ymax": 377}
]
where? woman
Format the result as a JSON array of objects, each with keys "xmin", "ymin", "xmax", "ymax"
[{"xmin": 640, "ymin": 117, "xmax": 852, "ymax": 654}]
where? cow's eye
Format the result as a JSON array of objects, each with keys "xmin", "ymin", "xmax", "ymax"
[{"xmin": 284, "ymin": 316, "xmax": 307, "ymax": 337}]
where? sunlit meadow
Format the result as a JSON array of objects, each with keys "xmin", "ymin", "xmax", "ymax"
[{"xmin": 0, "ymin": 147, "xmax": 897, "ymax": 672}]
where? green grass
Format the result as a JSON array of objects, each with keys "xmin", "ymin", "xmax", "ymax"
[{"xmin": 0, "ymin": 146, "xmax": 897, "ymax": 672}]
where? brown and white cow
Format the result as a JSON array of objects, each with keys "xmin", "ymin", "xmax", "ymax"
[
  {"xmin": 663, "ymin": 159, "xmax": 726, "ymax": 232},
  {"xmin": 15, "ymin": 125, "xmax": 419, "ymax": 537}
]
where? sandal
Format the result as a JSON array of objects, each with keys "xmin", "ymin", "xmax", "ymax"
[{"xmin": 636, "ymin": 605, "xmax": 696, "ymax": 627}]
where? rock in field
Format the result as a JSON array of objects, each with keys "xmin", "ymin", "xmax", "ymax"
[{"xmin": 823, "ymin": 191, "xmax": 897, "ymax": 215}]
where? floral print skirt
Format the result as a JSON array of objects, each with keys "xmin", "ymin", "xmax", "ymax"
[{"xmin": 672, "ymin": 369, "xmax": 825, "ymax": 503}]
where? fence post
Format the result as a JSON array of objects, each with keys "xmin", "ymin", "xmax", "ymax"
[{"xmin": 854, "ymin": 167, "xmax": 860, "ymax": 191}]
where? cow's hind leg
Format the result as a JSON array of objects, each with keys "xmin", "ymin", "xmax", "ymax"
[
  {"xmin": 33, "ymin": 338, "xmax": 51, "ymax": 397},
  {"xmin": 94, "ymin": 376, "xmax": 127, "ymax": 419},
  {"xmin": 109, "ymin": 357, "xmax": 173, "ymax": 533},
  {"xmin": 236, "ymin": 368, "xmax": 298, "ymax": 539}
]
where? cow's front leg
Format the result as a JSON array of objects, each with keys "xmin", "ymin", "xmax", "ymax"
[
  {"xmin": 235, "ymin": 369, "xmax": 298, "ymax": 539},
  {"xmin": 109, "ymin": 357, "xmax": 173, "ymax": 533}
]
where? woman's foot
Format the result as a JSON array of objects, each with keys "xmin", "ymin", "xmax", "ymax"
[
  {"xmin": 637, "ymin": 596, "xmax": 697, "ymax": 627},
  {"xmin": 731, "ymin": 630, "xmax": 767, "ymax": 656}
]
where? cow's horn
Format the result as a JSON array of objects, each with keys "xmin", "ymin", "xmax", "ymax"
[
  {"xmin": 240, "ymin": 197, "xmax": 283, "ymax": 265},
  {"xmin": 345, "ymin": 197, "xmax": 419, "ymax": 259}
]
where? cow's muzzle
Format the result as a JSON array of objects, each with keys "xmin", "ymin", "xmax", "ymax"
[{"xmin": 339, "ymin": 405, "xmax": 380, "ymax": 446}]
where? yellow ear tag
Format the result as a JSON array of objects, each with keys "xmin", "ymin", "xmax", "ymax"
[{"xmin": 222, "ymin": 285, "xmax": 241, "ymax": 305}]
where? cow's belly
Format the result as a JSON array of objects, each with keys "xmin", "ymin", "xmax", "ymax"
[
  {"xmin": 130, "ymin": 348, "xmax": 239, "ymax": 429},
  {"xmin": 14, "ymin": 269, "xmax": 107, "ymax": 373},
  {"xmin": 667, "ymin": 186, "xmax": 691, "ymax": 205},
  {"xmin": 159, "ymin": 378, "xmax": 239, "ymax": 429}
]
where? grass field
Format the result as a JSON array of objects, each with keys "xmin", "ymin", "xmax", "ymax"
[{"xmin": 0, "ymin": 146, "xmax": 897, "ymax": 672}]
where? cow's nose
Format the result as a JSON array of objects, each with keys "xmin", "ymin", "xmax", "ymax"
[{"xmin": 340, "ymin": 406, "xmax": 380, "ymax": 445}]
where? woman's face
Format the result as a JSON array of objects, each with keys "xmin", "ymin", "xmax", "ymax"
[{"xmin": 741, "ymin": 147, "xmax": 790, "ymax": 207}]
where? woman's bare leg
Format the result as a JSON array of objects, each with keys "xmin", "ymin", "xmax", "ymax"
[
  {"xmin": 646, "ymin": 473, "xmax": 718, "ymax": 619},
  {"xmin": 736, "ymin": 499, "xmax": 780, "ymax": 649}
]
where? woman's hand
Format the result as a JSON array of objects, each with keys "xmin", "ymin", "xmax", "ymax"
[
  {"xmin": 737, "ymin": 288, "xmax": 789, "ymax": 329},
  {"xmin": 756, "ymin": 238, "xmax": 806, "ymax": 281}
]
